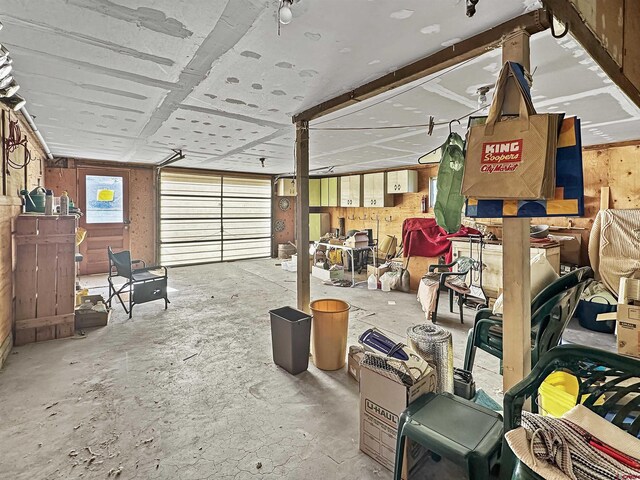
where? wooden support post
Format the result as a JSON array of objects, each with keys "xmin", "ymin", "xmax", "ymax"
[
  {"xmin": 502, "ymin": 30, "xmax": 532, "ymax": 393},
  {"xmin": 295, "ymin": 121, "xmax": 310, "ymax": 313}
]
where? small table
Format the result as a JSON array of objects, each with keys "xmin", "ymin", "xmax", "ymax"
[
  {"xmin": 394, "ymin": 392, "xmax": 503, "ymax": 480},
  {"xmin": 313, "ymin": 242, "xmax": 377, "ymax": 287}
]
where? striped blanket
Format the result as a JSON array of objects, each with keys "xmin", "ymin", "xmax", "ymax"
[
  {"xmin": 588, "ymin": 209, "xmax": 640, "ymax": 295},
  {"xmin": 506, "ymin": 405, "xmax": 640, "ymax": 480}
]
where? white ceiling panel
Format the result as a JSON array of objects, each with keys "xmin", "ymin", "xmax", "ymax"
[{"xmin": 1, "ymin": 0, "xmax": 639, "ymax": 174}]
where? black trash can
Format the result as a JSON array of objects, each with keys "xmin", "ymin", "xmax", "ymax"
[{"xmin": 269, "ymin": 306, "xmax": 312, "ymax": 375}]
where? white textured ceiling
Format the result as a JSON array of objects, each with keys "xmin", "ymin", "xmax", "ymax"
[{"xmin": 1, "ymin": 0, "xmax": 639, "ymax": 175}]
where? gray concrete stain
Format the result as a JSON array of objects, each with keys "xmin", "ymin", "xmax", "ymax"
[
  {"xmin": 226, "ymin": 77, "xmax": 240, "ymax": 84},
  {"xmin": 133, "ymin": 0, "xmax": 265, "ymax": 159},
  {"xmin": 240, "ymin": 50, "xmax": 262, "ymax": 59},
  {"xmin": 271, "ymin": 90, "xmax": 286, "ymax": 96},
  {"xmin": 66, "ymin": 0, "xmax": 193, "ymax": 38},
  {"xmin": 80, "ymin": 84, "xmax": 149, "ymax": 101},
  {"xmin": 36, "ymin": 90, "xmax": 146, "ymax": 114},
  {"xmin": 251, "ymin": 83, "xmax": 263, "ymax": 90},
  {"xmin": 304, "ymin": 31, "xmax": 322, "ymax": 41},
  {"xmin": 2, "ymin": 14, "xmax": 175, "ymax": 66},
  {"xmin": 177, "ymin": 104, "xmax": 286, "ymax": 130},
  {"xmin": 275, "ymin": 61, "xmax": 294, "ymax": 69},
  {"xmin": 299, "ymin": 69, "xmax": 318, "ymax": 78},
  {"xmin": 7, "ymin": 43, "xmax": 176, "ymax": 90},
  {"xmin": 225, "ymin": 98, "xmax": 247, "ymax": 105}
]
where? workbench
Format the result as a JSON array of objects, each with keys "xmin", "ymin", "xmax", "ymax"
[{"xmin": 313, "ymin": 242, "xmax": 377, "ymax": 287}]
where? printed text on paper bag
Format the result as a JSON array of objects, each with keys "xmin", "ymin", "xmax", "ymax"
[{"xmin": 481, "ymin": 139, "xmax": 523, "ymax": 173}]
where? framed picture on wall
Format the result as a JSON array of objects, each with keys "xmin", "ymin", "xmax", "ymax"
[{"xmin": 429, "ymin": 176, "xmax": 437, "ymax": 208}]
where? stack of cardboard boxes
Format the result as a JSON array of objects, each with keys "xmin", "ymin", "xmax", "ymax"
[
  {"xmin": 350, "ymin": 344, "xmax": 437, "ymax": 479},
  {"xmin": 616, "ymin": 278, "xmax": 640, "ymax": 358}
]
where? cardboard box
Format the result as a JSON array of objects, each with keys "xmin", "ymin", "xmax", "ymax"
[
  {"xmin": 617, "ymin": 303, "xmax": 640, "ymax": 359},
  {"xmin": 347, "ymin": 345, "xmax": 365, "ymax": 382},
  {"xmin": 549, "ymin": 231, "xmax": 582, "ymax": 266},
  {"xmin": 359, "ymin": 352, "xmax": 437, "ymax": 479},
  {"xmin": 312, "ymin": 265, "xmax": 344, "ymax": 282},
  {"xmin": 367, "ymin": 264, "xmax": 390, "ymax": 280},
  {"xmin": 75, "ymin": 295, "xmax": 111, "ymax": 329},
  {"xmin": 394, "ymin": 256, "xmax": 440, "ymax": 292},
  {"xmin": 345, "ymin": 231, "xmax": 370, "ymax": 249}
]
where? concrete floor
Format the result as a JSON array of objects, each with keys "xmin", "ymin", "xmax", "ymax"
[{"xmin": 0, "ymin": 259, "xmax": 610, "ymax": 479}]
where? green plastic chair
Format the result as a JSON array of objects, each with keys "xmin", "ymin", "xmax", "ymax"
[
  {"xmin": 394, "ymin": 392, "xmax": 503, "ymax": 480},
  {"xmin": 502, "ymin": 345, "xmax": 640, "ymax": 479},
  {"xmin": 463, "ymin": 267, "xmax": 593, "ymax": 372}
]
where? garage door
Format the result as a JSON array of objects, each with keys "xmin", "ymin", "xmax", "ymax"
[{"xmin": 160, "ymin": 170, "xmax": 272, "ymax": 266}]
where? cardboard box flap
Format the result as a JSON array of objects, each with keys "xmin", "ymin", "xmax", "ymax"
[{"xmin": 361, "ymin": 351, "xmax": 433, "ymax": 387}]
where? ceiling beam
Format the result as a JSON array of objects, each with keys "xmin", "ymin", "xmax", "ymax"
[
  {"xmin": 292, "ymin": 9, "xmax": 551, "ymax": 124},
  {"xmin": 542, "ymin": 0, "xmax": 640, "ymax": 110}
]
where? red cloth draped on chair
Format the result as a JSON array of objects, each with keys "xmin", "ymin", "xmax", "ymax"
[{"xmin": 402, "ymin": 218, "xmax": 480, "ymax": 263}]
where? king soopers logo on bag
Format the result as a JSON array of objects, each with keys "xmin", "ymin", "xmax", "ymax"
[{"xmin": 480, "ymin": 139, "xmax": 523, "ymax": 173}]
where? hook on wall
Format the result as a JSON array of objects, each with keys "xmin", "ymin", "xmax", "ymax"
[
  {"xmin": 385, "ymin": 215, "xmax": 392, "ymax": 222},
  {"xmin": 358, "ymin": 214, "xmax": 367, "ymax": 221},
  {"xmin": 347, "ymin": 214, "xmax": 355, "ymax": 221}
]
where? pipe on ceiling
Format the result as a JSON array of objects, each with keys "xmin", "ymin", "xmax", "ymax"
[{"xmin": 19, "ymin": 106, "xmax": 53, "ymax": 160}]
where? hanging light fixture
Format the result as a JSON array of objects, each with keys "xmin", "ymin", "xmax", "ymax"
[
  {"xmin": 477, "ymin": 85, "xmax": 491, "ymax": 108},
  {"xmin": 279, "ymin": 0, "xmax": 293, "ymax": 25}
]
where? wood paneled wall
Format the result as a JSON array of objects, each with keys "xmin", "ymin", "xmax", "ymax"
[
  {"xmin": 272, "ymin": 191, "xmax": 296, "ymax": 258},
  {"xmin": 44, "ymin": 160, "xmax": 156, "ymax": 266},
  {"xmin": 318, "ymin": 165, "xmax": 439, "ymax": 249},
  {"xmin": 0, "ymin": 104, "xmax": 46, "ymax": 367},
  {"xmin": 532, "ymin": 142, "xmax": 640, "ymax": 263},
  {"xmin": 318, "ymin": 143, "xmax": 640, "ymax": 266}
]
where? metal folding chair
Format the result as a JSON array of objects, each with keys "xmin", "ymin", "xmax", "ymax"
[{"xmin": 107, "ymin": 247, "xmax": 169, "ymax": 318}]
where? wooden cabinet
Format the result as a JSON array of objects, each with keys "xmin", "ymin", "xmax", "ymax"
[
  {"xmin": 320, "ymin": 177, "xmax": 339, "ymax": 207},
  {"xmin": 450, "ymin": 239, "xmax": 561, "ymax": 299},
  {"xmin": 363, "ymin": 173, "xmax": 393, "ymax": 208},
  {"xmin": 276, "ymin": 178, "xmax": 296, "ymax": 196},
  {"xmin": 309, "ymin": 213, "xmax": 331, "ymax": 242},
  {"xmin": 340, "ymin": 175, "xmax": 362, "ymax": 207},
  {"xmin": 309, "ymin": 178, "xmax": 321, "ymax": 207},
  {"xmin": 15, "ymin": 215, "xmax": 77, "ymax": 346},
  {"xmin": 387, "ymin": 170, "xmax": 418, "ymax": 193}
]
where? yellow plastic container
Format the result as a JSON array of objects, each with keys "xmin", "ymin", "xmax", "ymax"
[
  {"xmin": 310, "ymin": 299, "xmax": 350, "ymax": 371},
  {"xmin": 538, "ymin": 370, "xmax": 604, "ymax": 417},
  {"xmin": 75, "ymin": 288, "xmax": 89, "ymax": 306}
]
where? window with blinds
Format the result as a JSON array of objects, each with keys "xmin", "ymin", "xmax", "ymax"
[{"xmin": 160, "ymin": 170, "xmax": 272, "ymax": 266}]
